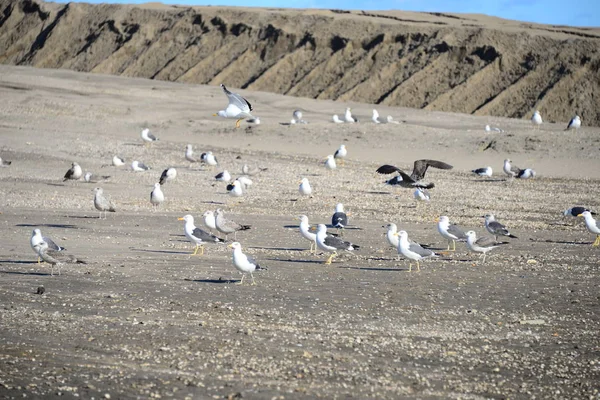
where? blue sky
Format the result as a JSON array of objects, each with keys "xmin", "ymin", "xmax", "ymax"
[{"xmin": 74, "ymin": 0, "xmax": 599, "ymax": 27}]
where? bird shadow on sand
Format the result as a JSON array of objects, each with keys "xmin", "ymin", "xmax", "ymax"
[
  {"xmin": 65, "ymin": 215, "xmax": 100, "ymax": 219},
  {"xmin": 364, "ymin": 191, "xmax": 392, "ymax": 195},
  {"xmin": 472, "ymin": 179, "xmax": 505, "ymax": 183},
  {"xmin": 129, "ymin": 248, "xmax": 190, "ymax": 255},
  {"xmin": 184, "ymin": 277, "xmax": 237, "ymax": 284},
  {"xmin": 0, "ymin": 269, "xmax": 51, "ymax": 276},
  {"xmin": 0, "ymin": 260, "xmax": 40, "ymax": 265},
  {"xmin": 267, "ymin": 258, "xmax": 323, "ymax": 264},
  {"xmin": 46, "ymin": 183, "xmax": 66, "ymax": 187},
  {"xmin": 16, "ymin": 223, "xmax": 79, "ymax": 229},
  {"xmin": 200, "ymin": 201, "xmax": 226, "ymax": 205},
  {"xmin": 340, "ymin": 265, "xmax": 404, "ymax": 272},
  {"xmin": 249, "ymin": 246, "xmax": 306, "ymax": 252},
  {"xmin": 529, "ymin": 238, "xmax": 590, "ymax": 245}
]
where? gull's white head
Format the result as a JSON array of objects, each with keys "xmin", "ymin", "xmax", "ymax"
[
  {"xmin": 293, "ymin": 110, "xmax": 303, "ymax": 120},
  {"xmin": 335, "ymin": 203, "xmax": 344, "ymax": 213},
  {"xmin": 298, "ymin": 215, "xmax": 309, "ymax": 224},
  {"xmin": 438, "ymin": 215, "xmax": 450, "ymax": 225},
  {"xmin": 386, "ymin": 223, "xmax": 397, "ymax": 232},
  {"xmin": 465, "ymin": 230, "xmax": 476, "ymax": 239},
  {"xmin": 578, "ymin": 211, "xmax": 593, "ymax": 219},
  {"xmin": 154, "ymin": 182, "xmax": 161, "ymax": 189},
  {"xmin": 93, "ymin": 187, "xmax": 103, "ymax": 195},
  {"xmin": 203, "ymin": 210, "xmax": 214, "ymax": 218},
  {"xmin": 317, "ymin": 224, "xmax": 327, "ymax": 233},
  {"xmin": 229, "ymin": 242, "xmax": 242, "ymax": 251},
  {"xmin": 397, "ymin": 230, "xmax": 408, "ymax": 240},
  {"xmin": 179, "ymin": 214, "xmax": 194, "ymax": 224}
]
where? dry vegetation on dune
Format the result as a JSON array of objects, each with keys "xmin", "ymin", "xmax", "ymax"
[
  {"xmin": 1, "ymin": 0, "xmax": 600, "ymax": 125},
  {"xmin": 0, "ymin": 66, "xmax": 599, "ymax": 398}
]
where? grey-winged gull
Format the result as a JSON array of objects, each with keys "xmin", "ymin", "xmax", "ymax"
[
  {"xmin": 465, "ymin": 231, "xmax": 502, "ymax": 264},
  {"xmin": 150, "ymin": 183, "xmax": 164, "ymax": 210},
  {"xmin": 141, "ymin": 128, "xmax": 158, "ymax": 146},
  {"xmin": 33, "ymin": 241, "xmax": 86, "ymax": 276},
  {"xmin": 316, "ymin": 224, "xmax": 359, "ymax": 265},
  {"xmin": 214, "ymin": 84, "xmax": 254, "ymax": 128},
  {"xmin": 229, "ymin": 242, "xmax": 265, "ymax": 285},
  {"xmin": 30, "ymin": 229, "xmax": 66, "ymax": 264},
  {"xmin": 531, "ymin": 110, "xmax": 542, "ymax": 128},
  {"xmin": 93, "ymin": 187, "xmax": 116, "ymax": 219},
  {"xmin": 484, "ymin": 214, "xmax": 517, "ymax": 241},
  {"xmin": 437, "ymin": 215, "xmax": 467, "ymax": 251},
  {"xmin": 578, "ymin": 211, "xmax": 600, "ymax": 246},
  {"xmin": 396, "ymin": 230, "xmax": 437, "ymax": 272},
  {"xmin": 131, "ymin": 160, "xmax": 150, "ymax": 172},
  {"xmin": 215, "ymin": 209, "xmax": 250, "ymax": 240},
  {"xmin": 179, "ymin": 214, "xmax": 224, "ymax": 255}
]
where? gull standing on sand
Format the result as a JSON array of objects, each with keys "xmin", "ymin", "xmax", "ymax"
[
  {"xmin": 503, "ymin": 159, "xmax": 521, "ymax": 179},
  {"xmin": 293, "ymin": 110, "xmax": 307, "ymax": 124},
  {"xmin": 131, "ymin": 160, "xmax": 150, "ymax": 172},
  {"xmin": 332, "ymin": 115, "xmax": 344, "ymax": 124},
  {"xmin": 437, "ymin": 216, "xmax": 467, "ymax": 251},
  {"xmin": 578, "ymin": 211, "xmax": 600, "ymax": 246},
  {"xmin": 531, "ymin": 110, "xmax": 542, "ymax": 128},
  {"xmin": 385, "ymin": 223, "xmax": 400, "ymax": 249},
  {"xmin": 93, "ymin": 187, "xmax": 116, "ymax": 219},
  {"xmin": 565, "ymin": 115, "xmax": 581, "ymax": 131},
  {"xmin": 331, "ymin": 203, "xmax": 348, "ymax": 235},
  {"xmin": 465, "ymin": 231, "xmax": 501, "ymax": 264},
  {"xmin": 63, "ymin": 162, "xmax": 82, "ymax": 182},
  {"xmin": 344, "ymin": 108, "xmax": 358, "ymax": 123},
  {"xmin": 229, "ymin": 242, "xmax": 265, "ymax": 285},
  {"xmin": 396, "ymin": 230, "xmax": 437, "ymax": 272},
  {"xmin": 214, "ymin": 84, "xmax": 254, "ymax": 128},
  {"xmin": 215, "ymin": 170, "xmax": 231, "ymax": 183},
  {"xmin": 150, "ymin": 183, "xmax": 164, "ymax": 210},
  {"xmin": 203, "ymin": 210, "xmax": 217, "ymax": 233},
  {"xmin": 299, "ymin": 178, "xmax": 312, "ymax": 198},
  {"xmin": 33, "ymin": 241, "xmax": 86, "ymax": 276},
  {"xmin": 141, "ymin": 128, "xmax": 159, "ymax": 146},
  {"xmin": 159, "ymin": 167, "xmax": 177, "ymax": 185},
  {"xmin": 185, "ymin": 144, "xmax": 199, "ymax": 166},
  {"xmin": 201, "ymin": 151, "xmax": 218, "ymax": 168},
  {"xmin": 178, "ymin": 215, "xmax": 224, "ymax": 255},
  {"xmin": 215, "ymin": 209, "xmax": 251, "ymax": 240},
  {"xmin": 334, "ymin": 145, "xmax": 347, "ymax": 165},
  {"xmin": 30, "ymin": 229, "xmax": 66, "ymax": 263},
  {"xmin": 298, "ymin": 215, "xmax": 317, "ymax": 254},
  {"xmin": 228, "ymin": 180, "xmax": 244, "ymax": 197},
  {"xmin": 472, "ymin": 166, "xmax": 492, "ymax": 178},
  {"xmin": 413, "ymin": 188, "xmax": 431, "ymax": 203},
  {"xmin": 484, "ymin": 214, "xmax": 517, "ymax": 241},
  {"xmin": 324, "ymin": 155, "xmax": 337, "ymax": 171},
  {"xmin": 372, "ymin": 109, "xmax": 381, "ymax": 123},
  {"xmin": 316, "ymin": 224, "xmax": 360, "ymax": 265},
  {"xmin": 112, "ymin": 156, "xmax": 125, "ymax": 167}
]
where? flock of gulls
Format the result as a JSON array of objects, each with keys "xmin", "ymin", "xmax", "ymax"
[{"xmin": 4, "ymin": 83, "xmax": 596, "ymax": 283}]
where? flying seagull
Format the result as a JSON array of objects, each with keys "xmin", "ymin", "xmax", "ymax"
[
  {"xmin": 377, "ymin": 159, "xmax": 453, "ymax": 189},
  {"xmin": 214, "ymin": 84, "xmax": 254, "ymax": 128}
]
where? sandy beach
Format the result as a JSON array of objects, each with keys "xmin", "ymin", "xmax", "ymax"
[{"xmin": 0, "ymin": 65, "xmax": 599, "ymax": 398}]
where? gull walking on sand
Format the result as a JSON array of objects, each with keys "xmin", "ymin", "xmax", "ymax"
[
  {"xmin": 578, "ymin": 211, "xmax": 600, "ymax": 246},
  {"xmin": 214, "ymin": 84, "xmax": 254, "ymax": 128},
  {"xmin": 437, "ymin": 216, "xmax": 467, "ymax": 251},
  {"xmin": 150, "ymin": 183, "xmax": 164, "ymax": 210},
  {"xmin": 297, "ymin": 215, "xmax": 317, "ymax": 254},
  {"xmin": 63, "ymin": 162, "xmax": 82, "ymax": 182},
  {"xmin": 316, "ymin": 224, "xmax": 360, "ymax": 265},
  {"xmin": 484, "ymin": 214, "xmax": 517, "ymax": 242},
  {"xmin": 215, "ymin": 209, "xmax": 251, "ymax": 240},
  {"xmin": 30, "ymin": 229, "xmax": 66, "ymax": 264},
  {"xmin": 565, "ymin": 115, "xmax": 581, "ymax": 131},
  {"xmin": 178, "ymin": 215, "xmax": 224, "ymax": 256},
  {"xmin": 396, "ymin": 230, "xmax": 437, "ymax": 272},
  {"xmin": 93, "ymin": 187, "xmax": 116, "ymax": 219},
  {"xmin": 33, "ymin": 241, "xmax": 86, "ymax": 276},
  {"xmin": 531, "ymin": 110, "xmax": 542, "ymax": 129},
  {"xmin": 465, "ymin": 231, "xmax": 502, "ymax": 264},
  {"xmin": 229, "ymin": 242, "xmax": 265, "ymax": 285},
  {"xmin": 141, "ymin": 128, "xmax": 159, "ymax": 146}
]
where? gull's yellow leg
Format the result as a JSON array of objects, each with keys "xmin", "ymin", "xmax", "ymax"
[
  {"xmin": 37, "ymin": 257, "xmax": 41, "ymax": 264},
  {"xmin": 593, "ymin": 235, "xmax": 600, "ymax": 246},
  {"xmin": 191, "ymin": 245, "xmax": 199, "ymax": 256},
  {"xmin": 481, "ymin": 253, "xmax": 487, "ymax": 264},
  {"xmin": 408, "ymin": 263, "xmax": 412, "ymax": 273},
  {"xmin": 199, "ymin": 245, "xmax": 205, "ymax": 256},
  {"xmin": 452, "ymin": 240, "xmax": 457, "ymax": 252},
  {"xmin": 236, "ymin": 275, "xmax": 245, "ymax": 285},
  {"xmin": 235, "ymin": 118, "xmax": 243, "ymax": 128},
  {"xmin": 250, "ymin": 273, "xmax": 256, "ymax": 286},
  {"xmin": 416, "ymin": 261, "xmax": 421, "ymax": 272}
]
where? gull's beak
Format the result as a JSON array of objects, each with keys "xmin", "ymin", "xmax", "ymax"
[
  {"xmin": 393, "ymin": 233, "xmax": 399, "ymax": 236},
  {"xmin": 577, "ymin": 213, "xmax": 584, "ymax": 217},
  {"xmin": 227, "ymin": 244, "xmax": 233, "ymax": 248},
  {"xmin": 212, "ymin": 113, "xmax": 218, "ymax": 117},
  {"xmin": 178, "ymin": 217, "xmax": 184, "ymax": 221},
  {"xmin": 435, "ymin": 218, "xmax": 440, "ymax": 222}
]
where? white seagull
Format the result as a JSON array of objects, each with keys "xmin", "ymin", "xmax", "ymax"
[
  {"xmin": 131, "ymin": 160, "xmax": 150, "ymax": 172},
  {"xmin": 396, "ymin": 230, "xmax": 437, "ymax": 272},
  {"xmin": 372, "ymin": 109, "xmax": 381, "ymax": 123},
  {"xmin": 178, "ymin": 214, "xmax": 224, "ymax": 256},
  {"xmin": 185, "ymin": 144, "xmax": 199, "ymax": 166},
  {"xmin": 159, "ymin": 167, "xmax": 177, "ymax": 185},
  {"xmin": 229, "ymin": 242, "xmax": 265, "ymax": 285},
  {"xmin": 298, "ymin": 215, "xmax": 317, "ymax": 254},
  {"xmin": 565, "ymin": 115, "xmax": 581, "ymax": 131},
  {"xmin": 214, "ymin": 84, "xmax": 254, "ymax": 128},
  {"xmin": 332, "ymin": 115, "xmax": 344, "ymax": 124},
  {"xmin": 531, "ymin": 110, "xmax": 542, "ymax": 128},
  {"xmin": 215, "ymin": 170, "xmax": 232, "ymax": 183},
  {"xmin": 201, "ymin": 151, "xmax": 218, "ymax": 168},
  {"xmin": 228, "ymin": 180, "xmax": 244, "ymax": 197},
  {"xmin": 315, "ymin": 224, "xmax": 360, "ymax": 265},
  {"xmin": 465, "ymin": 231, "xmax": 501, "ymax": 264},
  {"xmin": 202, "ymin": 210, "xmax": 217, "ymax": 233},
  {"xmin": 30, "ymin": 229, "xmax": 66, "ymax": 264},
  {"xmin": 63, "ymin": 162, "xmax": 82, "ymax": 182},
  {"xmin": 324, "ymin": 155, "xmax": 337, "ymax": 171},
  {"xmin": 437, "ymin": 215, "xmax": 467, "ymax": 251},
  {"xmin": 578, "ymin": 211, "xmax": 600, "ymax": 246},
  {"xmin": 299, "ymin": 178, "xmax": 312, "ymax": 197},
  {"xmin": 150, "ymin": 183, "xmax": 164, "ymax": 210},
  {"xmin": 334, "ymin": 144, "xmax": 347, "ymax": 165},
  {"xmin": 344, "ymin": 107, "xmax": 358, "ymax": 123},
  {"xmin": 472, "ymin": 166, "xmax": 492, "ymax": 177},
  {"xmin": 141, "ymin": 128, "xmax": 158, "ymax": 146},
  {"xmin": 112, "ymin": 156, "xmax": 125, "ymax": 167}
]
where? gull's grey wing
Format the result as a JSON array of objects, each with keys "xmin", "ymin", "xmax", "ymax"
[
  {"xmin": 147, "ymin": 132, "xmax": 157, "ymax": 140},
  {"xmin": 192, "ymin": 227, "xmax": 223, "ymax": 243},
  {"xmin": 221, "ymin": 84, "xmax": 252, "ymax": 112},
  {"xmin": 43, "ymin": 237, "xmax": 65, "ymax": 251},
  {"xmin": 408, "ymin": 243, "xmax": 435, "ymax": 257},
  {"xmin": 324, "ymin": 235, "xmax": 357, "ymax": 250},
  {"xmin": 376, "ymin": 164, "xmax": 403, "ymax": 175},
  {"xmin": 487, "ymin": 221, "xmax": 509, "ymax": 235},
  {"xmin": 447, "ymin": 224, "xmax": 467, "ymax": 240},
  {"xmin": 475, "ymin": 236, "xmax": 497, "ymax": 248},
  {"xmin": 412, "ymin": 159, "xmax": 453, "ymax": 181}
]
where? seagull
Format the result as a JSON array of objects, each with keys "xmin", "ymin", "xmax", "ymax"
[
  {"xmin": 227, "ymin": 180, "xmax": 244, "ymax": 197},
  {"xmin": 141, "ymin": 128, "xmax": 159, "ymax": 146},
  {"xmin": 563, "ymin": 207, "xmax": 595, "ymax": 219},
  {"xmin": 465, "ymin": 231, "xmax": 502, "ymax": 264},
  {"xmin": 63, "ymin": 162, "xmax": 82, "ymax": 182},
  {"xmin": 484, "ymin": 214, "xmax": 517, "ymax": 241},
  {"xmin": 131, "ymin": 160, "xmax": 150, "ymax": 172},
  {"xmin": 112, "ymin": 155, "xmax": 125, "ymax": 167},
  {"xmin": 396, "ymin": 230, "xmax": 437, "ymax": 272},
  {"xmin": 215, "ymin": 209, "xmax": 251, "ymax": 240},
  {"xmin": 517, "ymin": 168, "xmax": 536, "ymax": 179},
  {"xmin": 332, "ymin": 115, "xmax": 344, "ymax": 124},
  {"xmin": 215, "ymin": 170, "xmax": 232, "ymax": 183},
  {"xmin": 159, "ymin": 167, "xmax": 177, "ymax": 185},
  {"xmin": 384, "ymin": 223, "xmax": 400, "ymax": 258},
  {"xmin": 178, "ymin": 214, "xmax": 224, "ymax": 255},
  {"xmin": 201, "ymin": 151, "xmax": 218, "ymax": 168},
  {"xmin": 324, "ymin": 155, "xmax": 337, "ymax": 171},
  {"xmin": 229, "ymin": 242, "xmax": 265, "ymax": 285},
  {"xmin": 242, "ymin": 164, "xmax": 267, "ymax": 176},
  {"xmin": 437, "ymin": 215, "xmax": 467, "ymax": 251},
  {"xmin": 413, "ymin": 188, "xmax": 430, "ymax": 203},
  {"xmin": 472, "ymin": 166, "xmax": 493, "ymax": 177},
  {"xmin": 372, "ymin": 109, "xmax": 381, "ymax": 123},
  {"xmin": 331, "ymin": 203, "xmax": 348, "ymax": 235},
  {"xmin": 484, "ymin": 124, "xmax": 504, "ymax": 133},
  {"xmin": 235, "ymin": 176, "xmax": 253, "ymax": 190},
  {"xmin": 334, "ymin": 145, "xmax": 347, "ymax": 165},
  {"xmin": 565, "ymin": 115, "xmax": 581, "ymax": 131},
  {"xmin": 298, "ymin": 215, "xmax": 317, "ymax": 254},
  {"xmin": 377, "ymin": 159, "xmax": 453, "ymax": 189},
  {"xmin": 246, "ymin": 117, "xmax": 261, "ymax": 125},
  {"xmin": 30, "ymin": 229, "xmax": 66, "ymax": 264},
  {"xmin": 33, "ymin": 241, "xmax": 86, "ymax": 276},
  {"xmin": 531, "ymin": 110, "xmax": 542, "ymax": 128},
  {"xmin": 83, "ymin": 172, "xmax": 110, "ymax": 183},
  {"xmin": 503, "ymin": 159, "xmax": 522, "ymax": 179},
  {"xmin": 0, "ymin": 156, "xmax": 11, "ymax": 167},
  {"xmin": 93, "ymin": 187, "xmax": 116, "ymax": 219},
  {"xmin": 202, "ymin": 210, "xmax": 217, "ymax": 233},
  {"xmin": 344, "ymin": 108, "xmax": 358, "ymax": 123},
  {"xmin": 185, "ymin": 144, "xmax": 199, "ymax": 166},
  {"xmin": 578, "ymin": 211, "xmax": 600, "ymax": 246},
  {"xmin": 315, "ymin": 224, "xmax": 359, "ymax": 265},
  {"xmin": 214, "ymin": 84, "xmax": 254, "ymax": 128},
  {"xmin": 293, "ymin": 110, "xmax": 307, "ymax": 124},
  {"xmin": 386, "ymin": 115, "xmax": 400, "ymax": 124},
  {"xmin": 150, "ymin": 183, "xmax": 164, "ymax": 210},
  {"xmin": 299, "ymin": 178, "xmax": 312, "ymax": 198}
]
